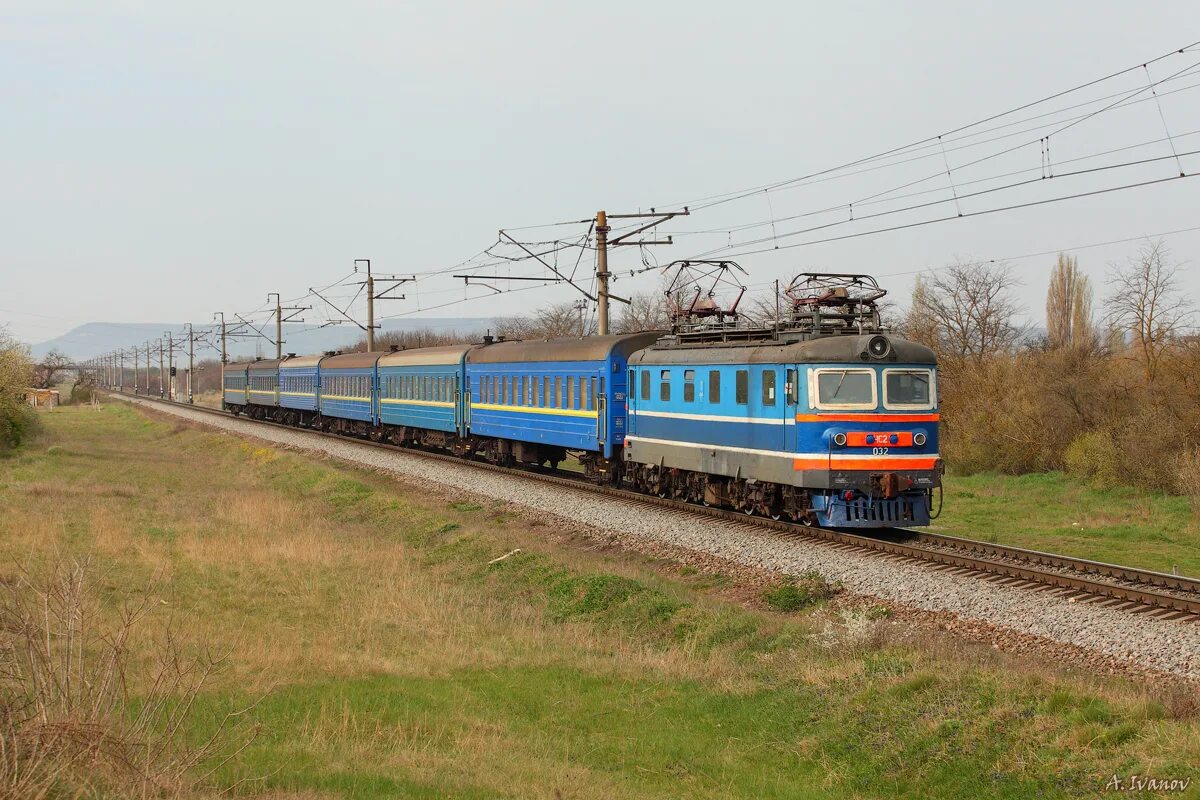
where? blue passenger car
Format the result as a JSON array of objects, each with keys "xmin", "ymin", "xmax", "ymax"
[
  {"xmin": 465, "ymin": 334, "xmax": 659, "ymax": 472},
  {"xmin": 279, "ymin": 354, "xmax": 320, "ymax": 413},
  {"xmin": 222, "ymin": 361, "xmax": 249, "ymax": 410},
  {"xmin": 247, "ymin": 359, "xmax": 281, "ymax": 411},
  {"xmin": 317, "ymin": 352, "xmax": 380, "ymax": 427},
  {"xmin": 378, "ymin": 345, "xmax": 472, "ymax": 438}
]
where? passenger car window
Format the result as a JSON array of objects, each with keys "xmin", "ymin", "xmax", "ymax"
[
  {"xmin": 660, "ymin": 369, "xmax": 670, "ymax": 402},
  {"xmin": 683, "ymin": 369, "xmax": 695, "ymax": 403},
  {"xmin": 735, "ymin": 370, "xmax": 748, "ymax": 405},
  {"xmin": 884, "ymin": 369, "xmax": 934, "ymax": 408},
  {"xmin": 816, "ymin": 369, "xmax": 876, "ymax": 407},
  {"xmin": 709, "ymin": 371, "xmax": 720, "ymax": 404},
  {"xmin": 762, "ymin": 370, "xmax": 776, "ymax": 406}
]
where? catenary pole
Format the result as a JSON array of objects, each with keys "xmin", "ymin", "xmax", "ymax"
[
  {"xmin": 595, "ymin": 211, "xmax": 610, "ymax": 335},
  {"xmin": 187, "ymin": 323, "xmax": 194, "ymax": 404},
  {"xmin": 165, "ymin": 331, "xmax": 174, "ymax": 400},
  {"xmin": 271, "ymin": 292, "xmax": 282, "ymax": 360},
  {"xmin": 216, "ymin": 312, "xmax": 228, "ymax": 365}
]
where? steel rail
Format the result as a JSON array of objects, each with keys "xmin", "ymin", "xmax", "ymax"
[{"xmin": 110, "ymin": 392, "xmax": 1200, "ymax": 620}]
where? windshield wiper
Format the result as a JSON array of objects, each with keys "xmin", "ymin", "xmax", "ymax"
[{"xmin": 831, "ymin": 370, "xmax": 848, "ymax": 399}]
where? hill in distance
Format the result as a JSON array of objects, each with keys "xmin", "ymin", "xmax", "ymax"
[{"xmin": 30, "ymin": 318, "xmax": 493, "ymax": 361}]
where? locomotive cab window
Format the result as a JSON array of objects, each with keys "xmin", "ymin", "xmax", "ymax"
[
  {"xmin": 640, "ymin": 370, "xmax": 650, "ymax": 401},
  {"xmin": 812, "ymin": 368, "xmax": 877, "ymax": 410},
  {"xmin": 883, "ymin": 369, "xmax": 935, "ymax": 410}
]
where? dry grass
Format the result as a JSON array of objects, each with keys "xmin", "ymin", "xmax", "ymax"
[{"xmin": 0, "ymin": 558, "xmax": 259, "ymax": 798}]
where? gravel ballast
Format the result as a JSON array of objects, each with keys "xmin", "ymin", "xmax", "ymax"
[{"xmin": 117, "ymin": 396, "xmax": 1200, "ymax": 680}]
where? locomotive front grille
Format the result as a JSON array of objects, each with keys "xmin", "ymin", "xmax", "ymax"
[{"xmin": 819, "ymin": 494, "xmax": 930, "ymax": 527}]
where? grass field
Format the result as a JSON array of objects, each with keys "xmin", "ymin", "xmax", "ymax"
[
  {"xmin": 933, "ymin": 472, "xmax": 1200, "ymax": 577},
  {"xmin": 3, "ymin": 404, "xmax": 1197, "ymax": 798}
]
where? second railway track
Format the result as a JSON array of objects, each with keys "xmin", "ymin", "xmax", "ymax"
[{"xmin": 114, "ymin": 391, "xmax": 1200, "ymax": 623}]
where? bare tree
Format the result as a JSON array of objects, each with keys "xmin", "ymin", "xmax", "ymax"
[
  {"xmin": 31, "ymin": 349, "xmax": 71, "ymax": 389},
  {"xmin": 906, "ymin": 262, "xmax": 1023, "ymax": 362},
  {"xmin": 741, "ymin": 284, "xmax": 785, "ymax": 329},
  {"xmin": 494, "ymin": 301, "xmax": 594, "ymax": 340},
  {"xmin": 1105, "ymin": 239, "xmax": 1192, "ymax": 382},
  {"xmin": 348, "ymin": 327, "xmax": 478, "ymax": 353},
  {"xmin": 615, "ymin": 291, "xmax": 671, "ymax": 334},
  {"xmin": 1045, "ymin": 253, "xmax": 1095, "ymax": 350},
  {"xmin": 899, "ymin": 276, "xmax": 940, "ymax": 348}
]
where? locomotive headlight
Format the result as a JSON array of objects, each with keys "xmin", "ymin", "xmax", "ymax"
[
  {"xmin": 832, "ymin": 432, "xmax": 847, "ymax": 447},
  {"xmin": 913, "ymin": 432, "xmax": 927, "ymax": 446},
  {"xmin": 866, "ymin": 335, "xmax": 891, "ymax": 359}
]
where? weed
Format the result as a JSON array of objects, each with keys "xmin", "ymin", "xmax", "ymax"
[
  {"xmin": 762, "ymin": 571, "xmax": 838, "ymax": 612},
  {"xmin": 863, "ymin": 653, "xmax": 912, "ymax": 677},
  {"xmin": 0, "ymin": 558, "xmax": 258, "ymax": 797},
  {"xmin": 864, "ymin": 604, "xmax": 892, "ymax": 620},
  {"xmin": 815, "ymin": 608, "xmax": 886, "ymax": 652}
]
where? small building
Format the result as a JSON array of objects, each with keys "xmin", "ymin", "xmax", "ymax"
[{"xmin": 25, "ymin": 389, "xmax": 60, "ymax": 408}]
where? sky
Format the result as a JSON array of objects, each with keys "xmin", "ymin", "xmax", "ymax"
[{"xmin": 2, "ymin": 1, "xmax": 1198, "ymax": 353}]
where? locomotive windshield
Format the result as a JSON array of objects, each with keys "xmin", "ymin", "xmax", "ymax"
[
  {"xmin": 816, "ymin": 369, "xmax": 875, "ymax": 407},
  {"xmin": 883, "ymin": 369, "xmax": 935, "ymax": 409}
]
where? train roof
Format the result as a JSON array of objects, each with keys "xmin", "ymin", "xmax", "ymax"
[
  {"xmin": 319, "ymin": 351, "xmax": 384, "ymax": 370},
  {"xmin": 467, "ymin": 332, "xmax": 662, "ymax": 364},
  {"xmin": 222, "ymin": 361, "xmax": 253, "ymax": 372},
  {"xmin": 629, "ymin": 333, "xmax": 936, "ymax": 366},
  {"xmin": 280, "ymin": 354, "xmax": 322, "ymax": 369},
  {"xmin": 247, "ymin": 358, "xmax": 283, "ymax": 372},
  {"xmin": 379, "ymin": 344, "xmax": 475, "ymax": 368}
]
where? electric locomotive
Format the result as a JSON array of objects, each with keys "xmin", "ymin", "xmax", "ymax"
[{"xmin": 624, "ymin": 272, "xmax": 940, "ymax": 527}]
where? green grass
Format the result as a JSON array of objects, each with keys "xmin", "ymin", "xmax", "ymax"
[
  {"xmin": 1, "ymin": 404, "xmax": 1198, "ymax": 798},
  {"xmin": 932, "ymin": 471, "xmax": 1200, "ymax": 576}
]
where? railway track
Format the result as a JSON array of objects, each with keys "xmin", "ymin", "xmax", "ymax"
[{"xmin": 113, "ymin": 391, "xmax": 1200, "ymax": 623}]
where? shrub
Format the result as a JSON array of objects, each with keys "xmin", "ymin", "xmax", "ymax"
[
  {"xmin": 0, "ymin": 329, "xmax": 35, "ymax": 452},
  {"xmin": 762, "ymin": 571, "xmax": 838, "ymax": 613},
  {"xmin": 1175, "ymin": 448, "xmax": 1200, "ymax": 516},
  {"xmin": 67, "ymin": 382, "xmax": 94, "ymax": 405},
  {"xmin": 1064, "ymin": 430, "xmax": 1121, "ymax": 488}
]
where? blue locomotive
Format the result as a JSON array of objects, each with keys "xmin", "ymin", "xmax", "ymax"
[{"xmin": 222, "ymin": 273, "xmax": 940, "ymax": 527}]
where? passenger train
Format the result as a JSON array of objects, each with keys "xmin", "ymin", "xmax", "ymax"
[{"xmin": 222, "ymin": 274, "xmax": 941, "ymax": 527}]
